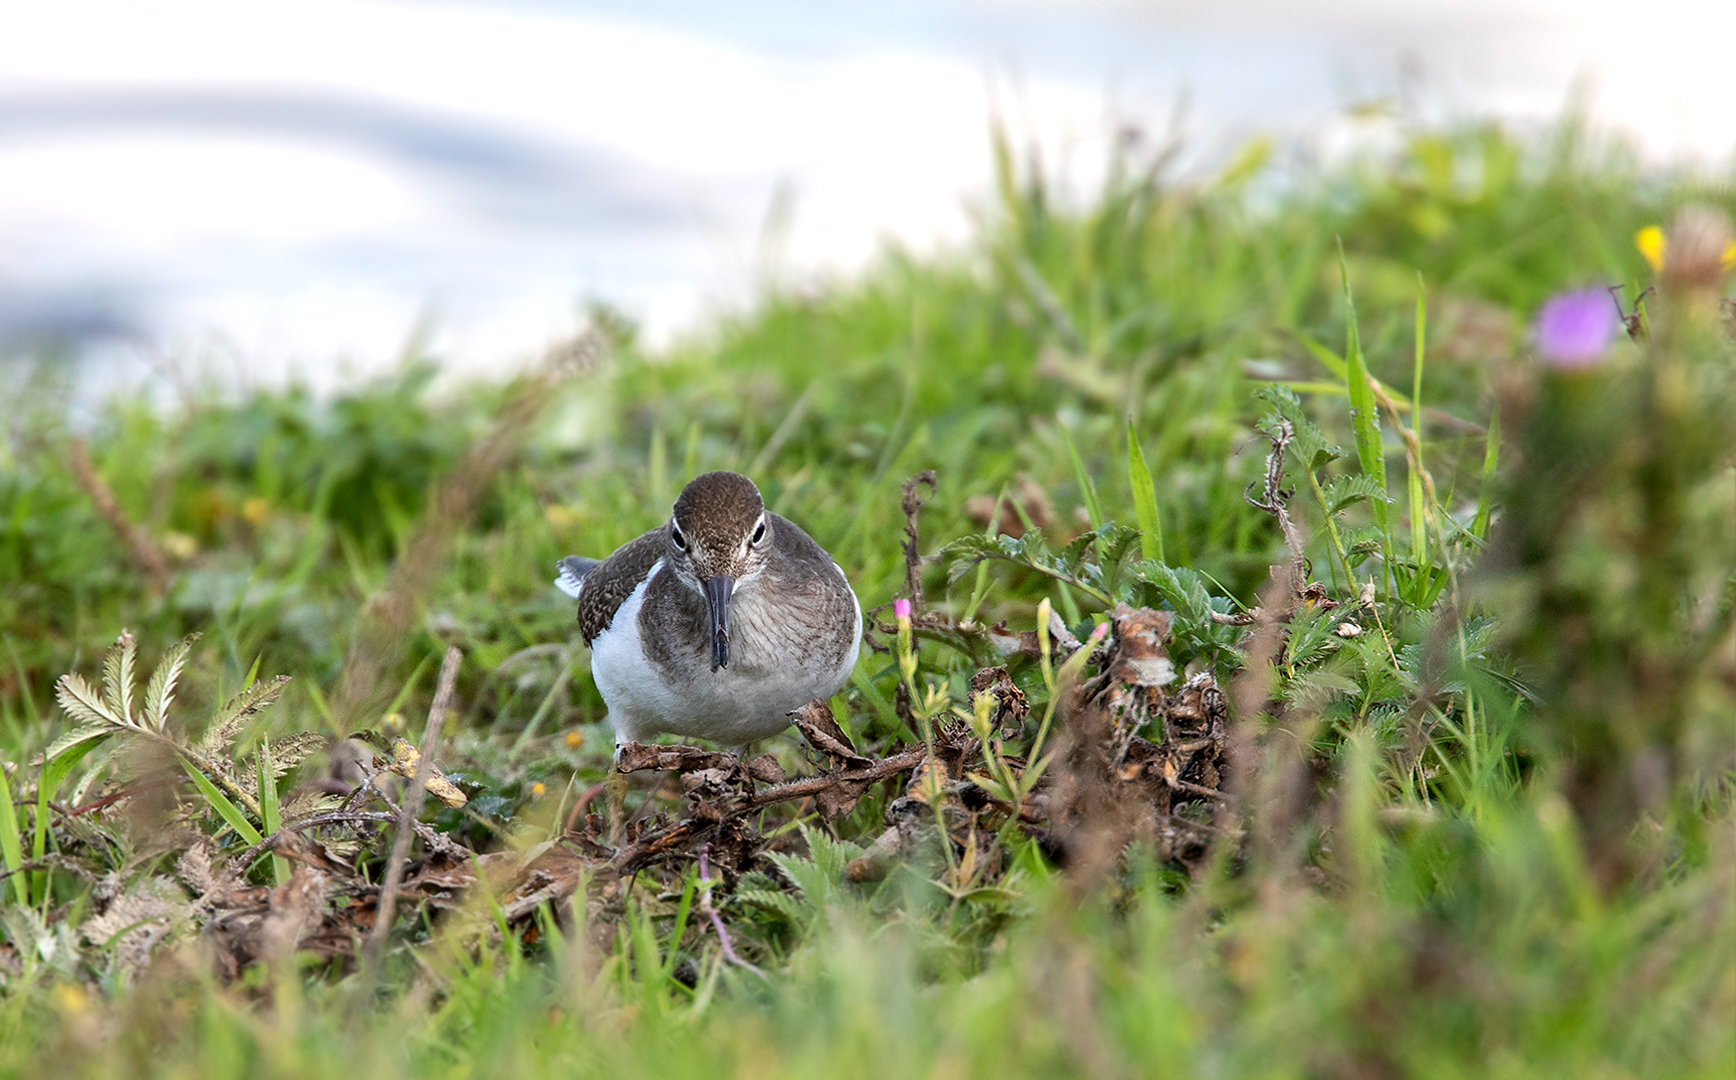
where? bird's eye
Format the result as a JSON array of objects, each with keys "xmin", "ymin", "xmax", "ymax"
[
  {"xmin": 671, "ymin": 524, "xmax": 688, "ymax": 551},
  {"xmin": 751, "ymin": 520, "xmax": 766, "ymax": 546}
]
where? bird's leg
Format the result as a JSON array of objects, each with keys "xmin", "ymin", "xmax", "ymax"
[
  {"xmin": 606, "ymin": 746, "xmax": 629, "ymax": 849},
  {"xmin": 732, "ymin": 743, "xmax": 755, "ymax": 795}
]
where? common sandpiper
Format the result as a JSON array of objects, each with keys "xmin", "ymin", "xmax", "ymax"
[{"xmin": 555, "ymin": 472, "xmax": 862, "ymax": 815}]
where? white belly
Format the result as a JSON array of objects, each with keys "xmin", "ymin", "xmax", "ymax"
[{"xmin": 588, "ymin": 562, "xmax": 861, "ymax": 748}]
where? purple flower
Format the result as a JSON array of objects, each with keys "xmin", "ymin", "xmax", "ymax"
[
  {"xmin": 1533, "ymin": 290, "xmax": 1618, "ymax": 368},
  {"xmin": 893, "ymin": 598, "xmax": 912, "ymax": 620}
]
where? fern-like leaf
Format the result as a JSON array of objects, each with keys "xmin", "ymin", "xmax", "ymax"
[
  {"xmin": 42, "ymin": 721, "xmax": 116, "ymax": 764},
  {"xmin": 1321, "ymin": 474, "xmax": 1393, "ymax": 516},
  {"xmin": 280, "ymin": 790, "xmax": 342, "ymax": 824},
  {"xmin": 101, "ymin": 631, "xmax": 138, "ymax": 724},
  {"xmin": 735, "ymin": 888, "xmax": 806, "ymax": 924},
  {"xmin": 142, "ymin": 633, "xmax": 200, "ymax": 732},
  {"xmin": 235, "ymin": 732, "xmax": 326, "ymax": 794},
  {"xmin": 197, "ymin": 675, "xmax": 291, "ymax": 763},
  {"xmin": 55, "ymin": 672, "xmax": 127, "ymax": 729}
]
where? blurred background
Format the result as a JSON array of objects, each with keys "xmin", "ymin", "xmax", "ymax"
[{"xmin": 3, "ymin": 0, "xmax": 1732, "ymax": 396}]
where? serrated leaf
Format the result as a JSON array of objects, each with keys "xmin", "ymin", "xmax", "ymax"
[
  {"xmin": 1321, "ymin": 474, "xmax": 1393, "ymax": 515},
  {"xmin": 1254, "ymin": 384, "xmax": 1341, "ymax": 472},
  {"xmin": 198, "ymin": 674, "xmax": 290, "ymax": 762},
  {"xmin": 736, "ymin": 888, "xmax": 805, "ymax": 923},
  {"xmin": 101, "ymin": 631, "xmax": 138, "ymax": 725},
  {"xmin": 939, "ymin": 526, "xmax": 1121, "ymax": 603},
  {"xmin": 43, "ymin": 722, "xmax": 116, "ymax": 764},
  {"xmin": 143, "ymin": 633, "xmax": 200, "ymax": 732},
  {"xmin": 211, "ymin": 674, "xmax": 290, "ymax": 728},
  {"xmin": 235, "ymin": 731, "xmax": 326, "ymax": 792},
  {"xmin": 55, "ymin": 672, "xmax": 127, "ymax": 729},
  {"xmin": 280, "ymin": 790, "xmax": 342, "ymax": 824},
  {"xmin": 265, "ymin": 732, "xmax": 328, "ymax": 773}
]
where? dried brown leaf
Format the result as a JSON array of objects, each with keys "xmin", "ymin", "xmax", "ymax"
[{"xmin": 790, "ymin": 699, "xmax": 870, "ymax": 767}]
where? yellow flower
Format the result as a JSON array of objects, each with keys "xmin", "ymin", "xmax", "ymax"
[
  {"xmin": 160, "ymin": 531, "xmax": 198, "ymax": 561},
  {"xmin": 565, "ymin": 731, "xmax": 584, "ymax": 749},
  {"xmin": 241, "ymin": 496, "xmax": 271, "ymax": 525},
  {"xmin": 51, "ymin": 983, "xmax": 88, "ymax": 1015},
  {"xmin": 1636, "ymin": 226, "xmax": 1666, "ymax": 272},
  {"xmin": 1637, "ymin": 224, "xmax": 1736, "ymax": 273},
  {"xmin": 530, "ymin": 782, "xmax": 546, "ymax": 797}
]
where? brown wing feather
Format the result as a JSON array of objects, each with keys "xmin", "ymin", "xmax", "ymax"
[
  {"xmin": 764, "ymin": 513, "xmax": 860, "ymax": 673},
  {"xmin": 575, "ymin": 527, "xmax": 668, "ymax": 645}
]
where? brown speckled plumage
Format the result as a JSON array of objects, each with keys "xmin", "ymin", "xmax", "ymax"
[
  {"xmin": 555, "ymin": 471, "xmax": 862, "ymax": 748},
  {"xmin": 672, "ymin": 471, "xmax": 764, "ymax": 552},
  {"xmin": 569, "ymin": 529, "xmax": 666, "ymax": 645}
]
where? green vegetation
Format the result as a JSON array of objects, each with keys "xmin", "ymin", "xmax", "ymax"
[{"xmin": 0, "ymin": 119, "xmax": 1732, "ymax": 1077}]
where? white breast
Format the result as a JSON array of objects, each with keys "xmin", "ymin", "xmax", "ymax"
[{"xmin": 588, "ymin": 560, "xmax": 861, "ymax": 749}]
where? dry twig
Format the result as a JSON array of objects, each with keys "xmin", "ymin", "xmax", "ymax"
[
  {"xmin": 68, "ymin": 437, "xmax": 171, "ymax": 592},
  {"xmin": 366, "ymin": 645, "xmax": 461, "ymax": 964}
]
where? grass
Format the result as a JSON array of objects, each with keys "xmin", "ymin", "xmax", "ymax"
[{"xmin": 0, "ymin": 116, "xmax": 1733, "ymax": 1077}]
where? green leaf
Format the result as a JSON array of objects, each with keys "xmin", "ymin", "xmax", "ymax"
[
  {"xmin": 199, "ymin": 675, "xmax": 291, "ymax": 761},
  {"xmin": 43, "ymin": 721, "xmax": 117, "ymax": 765},
  {"xmin": 55, "ymin": 672, "xmax": 126, "ymax": 729},
  {"xmin": 35, "ymin": 736, "xmax": 108, "ymax": 895},
  {"xmin": 1126, "ymin": 419, "xmax": 1165, "ymax": 565},
  {"xmin": 1297, "ymin": 331, "xmax": 1348, "ymax": 381},
  {"xmin": 938, "ymin": 531, "xmax": 1114, "ymax": 604},
  {"xmin": 1473, "ymin": 401, "xmax": 1500, "ymax": 541},
  {"xmin": 1252, "ymin": 384, "xmax": 1341, "ymax": 471},
  {"xmin": 1058, "ymin": 420, "xmax": 1102, "ymax": 531},
  {"xmin": 258, "ymin": 739, "xmax": 288, "ymax": 887},
  {"xmin": 143, "ymin": 633, "xmax": 200, "ymax": 732},
  {"xmin": 1410, "ymin": 273, "xmax": 1430, "ymax": 569},
  {"xmin": 101, "ymin": 631, "xmax": 138, "ymax": 725},
  {"xmin": 1321, "ymin": 475, "xmax": 1392, "ymax": 515},
  {"xmin": 1338, "ymin": 241, "xmax": 1392, "ymax": 587},
  {"xmin": 0, "ymin": 767, "xmax": 27, "ymax": 906},
  {"xmin": 181, "ymin": 757, "xmax": 263, "ymax": 847}
]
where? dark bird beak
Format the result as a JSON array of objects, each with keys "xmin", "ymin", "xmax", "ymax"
[{"xmin": 705, "ymin": 574, "xmax": 735, "ymax": 671}]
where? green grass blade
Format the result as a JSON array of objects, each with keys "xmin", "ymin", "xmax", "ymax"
[
  {"xmin": 383, "ymin": 651, "xmax": 435, "ymax": 724},
  {"xmin": 1472, "ymin": 401, "xmax": 1501, "ymax": 541},
  {"xmin": 1126, "ymin": 419, "xmax": 1165, "ymax": 565},
  {"xmin": 1412, "ymin": 274, "xmax": 1428, "ymax": 445},
  {"xmin": 241, "ymin": 653, "xmax": 263, "ymax": 692},
  {"xmin": 258, "ymin": 739, "xmax": 288, "ymax": 886},
  {"xmin": 1296, "ymin": 332, "xmax": 1348, "ymax": 381},
  {"xmin": 1408, "ymin": 276, "xmax": 1430, "ymax": 600},
  {"xmin": 35, "ymin": 737, "xmax": 108, "ymax": 901},
  {"xmin": 3, "ymin": 639, "xmax": 39, "ymax": 729},
  {"xmin": 181, "ymin": 756, "xmax": 263, "ymax": 847},
  {"xmin": 1058, "ymin": 420, "xmax": 1102, "ymax": 531},
  {"xmin": 0, "ymin": 767, "xmax": 27, "ymax": 906},
  {"xmin": 1337, "ymin": 240, "xmax": 1391, "ymax": 592}
]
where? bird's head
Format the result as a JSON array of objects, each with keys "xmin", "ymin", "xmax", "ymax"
[{"xmin": 665, "ymin": 471, "xmax": 774, "ymax": 670}]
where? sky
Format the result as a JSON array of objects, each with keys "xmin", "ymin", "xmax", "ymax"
[{"xmin": 1, "ymin": 0, "xmax": 1732, "ymax": 394}]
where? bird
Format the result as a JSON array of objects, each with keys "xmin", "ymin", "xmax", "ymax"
[{"xmin": 555, "ymin": 470, "xmax": 862, "ymax": 766}]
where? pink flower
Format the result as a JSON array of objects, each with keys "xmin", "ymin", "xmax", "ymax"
[
  {"xmin": 1533, "ymin": 290, "xmax": 1618, "ymax": 369},
  {"xmin": 893, "ymin": 598, "xmax": 912, "ymax": 620}
]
